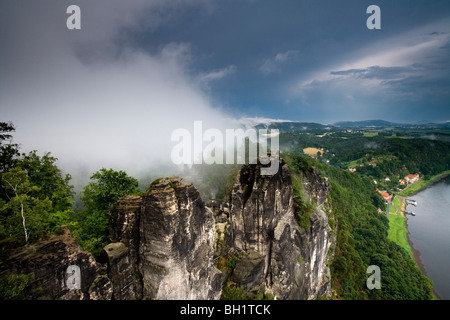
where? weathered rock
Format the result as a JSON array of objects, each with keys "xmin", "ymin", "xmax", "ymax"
[
  {"xmin": 0, "ymin": 226, "xmax": 112, "ymax": 300},
  {"xmin": 103, "ymin": 195, "xmax": 143, "ymax": 300},
  {"xmin": 231, "ymin": 250, "xmax": 265, "ymax": 291},
  {"xmin": 104, "ymin": 178, "xmax": 222, "ymax": 300},
  {"xmin": 100, "ymin": 242, "xmax": 141, "ymax": 300},
  {"xmin": 139, "ymin": 177, "xmax": 222, "ymax": 300},
  {"xmin": 299, "ymin": 167, "xmax": 330, "ymax": 207},
  {"xmin": 0, "ymin": 161, "xmax": 335, "ymax": 301},
  {"xmin": 109, "ymin": 195, "xmax": 142, "ymax": 245},
  {"xmin": 225, "ymin": 158, "xmax": 335, "ymax": 299},
  {"xmin": 88, "ymin": 275, "xmax": 114, "ymax": 300}
]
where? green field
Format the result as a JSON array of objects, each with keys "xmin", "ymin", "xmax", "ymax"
[
  {"xmin": 363, "ymin": 131, "xmax": 378, "ymax": 137},
  {"xmin": 388, "ymin": 213, "xmax": 412, "ymax": 257},
  {"xmin": 387, "ymin": 196, "xmax": 412, "ymax": 257},
  {"xmin": 347, "ymin": 159, "xmax": 359, "ymax": 168},
  {"xmin": 389, "ymin": 197, "xmax": 400, "ymax": 213}
]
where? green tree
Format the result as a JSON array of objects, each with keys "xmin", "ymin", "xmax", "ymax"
[
  {"xmin": 1, "ymin": 168, "xmax": 52, "ymax": 244},
  {"xmin": 0, "ymin": 122, "xmax": 19, "ymax": 173},
  {"xmin": 0, "ymin": 122, "xmax": 20, "ymax": 202},
  {"xmin": 75, "ymin": 168, "xmax": 139, "ymax": 257},
  {"xmin": 81, "ymin": 168, "xmax": 139, "ymax": 212},
  {"xmin": 18, "ymin": 151, "xmax": 74, "ymax": 213},
  {"xmin": 0, "ymin": 150, "xmax": 75, "ymax": 249},
  {"xmin": 0, "ymin": 273, "xmax": 41, "ymax": 300}
]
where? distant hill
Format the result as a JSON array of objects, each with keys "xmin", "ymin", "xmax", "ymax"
[
  {"xmin": 254, "ymin": 121, "xmax": 330, "ymax": 131},
  {"xmin": 425, "ymin": 121, "xmax": 450, "ymax": 129},
  {"xmin": 240, "ymin": 118, "xmax": 450, "ymax": 131},
  {"xmin": 333, "ymin": 120, "xmax": 450, "ymax": 129},
  {"xmin": 332, "ymin": 120, "xmax": 403, "ymax": 128},
  {"xmin": 239, "ymin": 118, "xmax": 332, "ymax": 131}
]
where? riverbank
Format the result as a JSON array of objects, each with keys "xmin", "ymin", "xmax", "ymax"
[
  {"xmin": 388, "ymin": 195, "xmax": 440, "ymax": 299},
  {"xmin": 387, "ymin": 197, "xmax": 412, "ymax": 256},
  {"xmin": 402, "ymin": 172, "xmax": 449, "ymax": 301},
  {"xmin": 399, "ymin": 170, "xmax": 450, "ymax": 197},
  {"xmin": 402, "ymin": 198, "xmax": 426, "ymax": 273},
  {"xmin": 397, "ymin": 170, "xmax": 450, "ymax": 272},
  {"xmin": 404, "ymin": 214, "xmax": 440, "ymax": 297}
]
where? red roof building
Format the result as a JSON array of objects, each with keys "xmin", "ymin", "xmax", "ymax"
[
  {"xmin": 377, "ymin": 188, "xmax": 391, "ymax": 202},
  {"xmin": 405, "ymin": 174, "xmax": 419, "ymax": 184}
]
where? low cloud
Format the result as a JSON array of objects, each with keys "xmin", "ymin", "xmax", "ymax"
[
  {"xmin": 198, "ymin": 65, "xmax": 237, "ymax": 87},
  {"xmin": 0, "ymin": 1, "xmax": 236, "ymax": 186}
]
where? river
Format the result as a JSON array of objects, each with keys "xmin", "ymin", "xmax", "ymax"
[{"xmin": 405, "ymin": 175, "xmax": 450, "ymax": 300}]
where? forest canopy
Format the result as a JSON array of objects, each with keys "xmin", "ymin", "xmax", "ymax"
[{"xmin": 285, "ymin": 153, "xmax": 434, "ymax": 299}]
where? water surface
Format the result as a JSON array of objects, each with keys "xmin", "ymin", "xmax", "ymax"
[{"xmin": 406, "ymin": 176, "xmax": 450, "ymax": 299}]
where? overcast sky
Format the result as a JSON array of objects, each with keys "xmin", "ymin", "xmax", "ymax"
[{"xmin": 1, "ymin": 1, "xmax": 450, "ymax": 177}]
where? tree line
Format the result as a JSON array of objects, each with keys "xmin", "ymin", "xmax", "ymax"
[
  {"xmin": 280, "ymin": 131, "xmax": 450, "ymax": 188},
  {"xmin": 0, "ymin": 122, "xmax": 139, "ymax": 259}
]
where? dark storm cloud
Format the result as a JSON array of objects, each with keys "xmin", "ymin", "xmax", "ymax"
[{"xmin": 290, "ymin": 14, "xmax": 450, "ymax": 123}]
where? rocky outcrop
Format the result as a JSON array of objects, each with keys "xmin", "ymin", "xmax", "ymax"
[
  {"xmin": 103, "ymin": 178, "xmax": 222, "ymax": 300},
  {"xmin": 224, "ymin": 158, "xmax": 335, "ymax": 299},
  {"xmin": 0, "ymin": 160, "xmax": 335, "ymax": 300},
  {"xmin": 139, "ymin": 177, "xmax": 222, "ymax": 299},
  {"xmin": 0, "ymin": 226, "xmax": 112, "ymax": 300},
  {"xmin": 102, "ymin": 195, "xmax": 142, "ymax": 300}
]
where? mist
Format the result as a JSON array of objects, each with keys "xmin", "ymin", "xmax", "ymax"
[{"xmin": 0, "ymin": 1, "xmax": 241, "ymax": 190}]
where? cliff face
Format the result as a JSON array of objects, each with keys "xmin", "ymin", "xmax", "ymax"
[
  {"xmin": 0, "ymin": 160, "xmax": 335, "ymax": 300},
  {"xmin": 296, "ymin": 166, "xmax": 335, "ymax": 298},
  {"xmin": 102, "ymin": 162, "xmax": 336, "ymax": 300},
  {"xmin": 102, "ymin": 195, "xmax": 142, "ymax": 300},
  {"xmin": 224, "ymin": 159, "xmax": 335, "ymax": 299},
  {"xmin": 139, "ymin": 177, "xmax": 222, "ymax": 299},
  {"xmin": 0, "ymin": 226, "xmax": 112, "ymax": 300},
  {"xmin": 103, "ymin": 178, "xmax": 222, "ymax": 300}
]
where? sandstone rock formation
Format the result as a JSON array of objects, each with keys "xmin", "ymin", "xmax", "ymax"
[
  {"xmin": 0, "ymin": 226, "xmax": 112, "ymax": 300},
  {"xmin": 101, "ymin": 195, "xmax": 142, "ymax": 300},
  {"xmin": 0, "ymin": 160, "xmax": 336, "ymax": 301},
  {"xmin": 224, "ymin": 158, "xmax": 335, "ymax": 299},
  {"xmin": 102, "ymin": 177, "xmax": 222, "ymax": 300}
]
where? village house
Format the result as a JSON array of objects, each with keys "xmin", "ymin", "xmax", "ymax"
[
  {"xmin": 405, "ymin": 173, "xmax": 419, "ymax": 184},
  {"xmin": 377, "ymin": 188, "xmax": 392, "ymax": 203}
]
